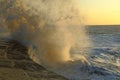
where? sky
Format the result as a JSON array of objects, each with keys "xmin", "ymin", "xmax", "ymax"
[{"xmin": 78, "ymin": 0, "xmax": 120, "ymax": 25}]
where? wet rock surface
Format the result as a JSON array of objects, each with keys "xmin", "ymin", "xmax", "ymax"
[{"xmin": 0, "ymin": 38, "xmax": 68, "ymax": 80}]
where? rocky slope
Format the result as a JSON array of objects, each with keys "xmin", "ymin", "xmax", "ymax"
[{"xmin": 0, "ymin": 38, "xmax": 68, "ymax": 80}]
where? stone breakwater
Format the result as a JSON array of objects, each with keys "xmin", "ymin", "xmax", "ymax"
[{"xmin": 0, "ymin": 38, "xmax": 68, "ymax": 80}]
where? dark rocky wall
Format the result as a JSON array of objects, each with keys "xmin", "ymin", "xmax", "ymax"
[{"xmin": 0, "ymin": 38, "xmax": 68, "ymax": 80}]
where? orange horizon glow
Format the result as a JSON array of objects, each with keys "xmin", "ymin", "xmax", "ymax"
[{"xmin": 79, "ymin": 0, "xmax": 120, "ymax": 25}]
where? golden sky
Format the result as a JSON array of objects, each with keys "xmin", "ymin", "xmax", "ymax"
[{"xmin": 79, "ymin": 0, "xmax": 120, "ymax": 25}]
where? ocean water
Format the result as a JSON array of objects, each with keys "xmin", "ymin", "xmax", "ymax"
[
  {"xmin": 50, "ymin": 26, "xmax": 120, "ymax": 80},
  {"xmin": 0, "ymin": 0, "xmax": 120, "ymax": 80},
  {"xmin": 0, "ymin": 0, "xmax": 91, "ymax": 66},
  {"xmin": 1, "ymin": 26, "xmax": 120, "ymax": 80}
]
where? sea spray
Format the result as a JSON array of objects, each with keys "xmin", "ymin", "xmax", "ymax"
[{"xmin": 0, "ymin": 0, "xmax": 91, "ymax": 66}]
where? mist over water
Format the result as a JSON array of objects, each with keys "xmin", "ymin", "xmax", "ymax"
[{"xmin": 0, "ymin": 0, "xmax": 91, "ymax": 66}]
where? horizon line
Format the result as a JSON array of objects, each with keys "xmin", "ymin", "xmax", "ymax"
[{"xmin": 86, "ymin": 24, "xmax": 120, "ymax": 26}]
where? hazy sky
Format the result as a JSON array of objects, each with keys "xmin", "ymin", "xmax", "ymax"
[{"xmin": 79, "ymin": 0, "xmax": 120, "ymax": 25}]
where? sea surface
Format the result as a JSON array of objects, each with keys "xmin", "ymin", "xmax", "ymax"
[
  {"xmin": 1, "ymin": 0, "xmax": 120, "ymax": 80},
  {"xmin": 52, "ymin": 25, "xmax": 120, "ymax": 80},
  {"xmin": 1, "ymin": 25, "xmax": 120, "ymax": 80}
]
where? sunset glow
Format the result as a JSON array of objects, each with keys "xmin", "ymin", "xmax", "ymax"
[{"xmin": 79, "ymin": 0, "xmax": 120, "ymax": 25}]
